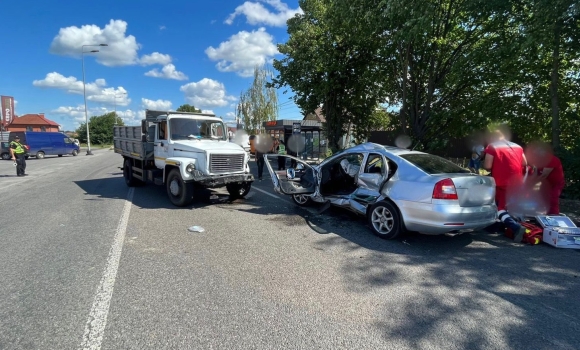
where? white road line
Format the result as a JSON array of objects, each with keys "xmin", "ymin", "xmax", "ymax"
[
  {"xmin": 252, "ymin": 186, "xmax": 282, "ymax": 200},
  {"xmin": 79, "ymin": 187, "xmax": 134, "ymax": 350}
]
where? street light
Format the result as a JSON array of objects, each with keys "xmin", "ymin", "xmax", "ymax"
[
  {"xmin": 113, "ymin": 92, "xmax": 127, "ymax": 125},
  {"xmin": 82, "ymin": 43, "xmax": 108, "ymax": 155}
]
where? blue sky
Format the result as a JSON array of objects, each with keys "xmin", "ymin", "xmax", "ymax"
[{"xmin": 0, "ymin": 0, "xmax": 303, "ymax": 131}]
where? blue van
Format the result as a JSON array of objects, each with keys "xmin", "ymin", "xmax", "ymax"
[{"xmin": 9, "ymin": 132, "xmax": 80, "ymax": 159}]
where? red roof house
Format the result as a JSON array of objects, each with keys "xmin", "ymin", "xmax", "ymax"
[{"xmin": 6, "ymin": 113, "xmax": 61, "ymax": 132}]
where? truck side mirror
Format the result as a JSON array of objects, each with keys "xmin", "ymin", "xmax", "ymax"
[{"xmin": 141, "ymin": 120, "xmax": 147, "ymax": 134}]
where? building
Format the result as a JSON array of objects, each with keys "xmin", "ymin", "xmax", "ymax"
[
  {"xmin": 263, "ymin": 107, "xmax": 327, "ymax": 159},
  {"xmin": 6, "ymin": 113, "xmax": 61, "ymax": 132}
]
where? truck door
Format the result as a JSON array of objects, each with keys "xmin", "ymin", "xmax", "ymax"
[{"xmin": 154, "ymin": 120, "xmax": 169, "ymax": 168}]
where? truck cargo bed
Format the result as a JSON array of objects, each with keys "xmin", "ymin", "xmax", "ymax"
[{"xmin": 113, "ymin": 126, "xmax": 153, "ymax": 160}]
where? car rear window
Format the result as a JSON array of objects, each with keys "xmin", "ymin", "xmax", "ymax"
[{"xmin": 400, "ymin": 153, "xmax": 470, "ymax": 174}]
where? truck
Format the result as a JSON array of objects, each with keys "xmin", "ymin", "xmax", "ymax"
[{"xmin": 113, "ymin": 109, "xmax": 254, "ymax": 207}]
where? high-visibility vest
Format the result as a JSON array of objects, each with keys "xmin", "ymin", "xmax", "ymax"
[
  {"xmin": 10, "ymin": 141, "xmax": 25, "ymax": 154},
  {"xmin": 278, "ymin": 143, "xmax": 286, "ymax": 155}
]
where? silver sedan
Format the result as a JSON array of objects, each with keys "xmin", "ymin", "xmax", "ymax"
[{"xmin": 265, "ymin": 142, "xmax": 497, "ymax": 239}]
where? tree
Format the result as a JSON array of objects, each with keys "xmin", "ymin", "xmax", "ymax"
[
  {"xmin": 273, "ymin": 0, "xmax": 387, "ymax": 151},
  {"xmin": 237, "ymin": 65, "xmax": 278, "ymax": 135},
  {"xmin": 76, "ymin": 112, "xmax": 124, "ymax": 145},
  {"xmin": 176, "ymin": 104, "xmax": 202, "ymax": 113}
]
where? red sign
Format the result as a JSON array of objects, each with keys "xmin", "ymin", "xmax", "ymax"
[
  {"xmin": 1, "ymin": 96, "xmax": 15, "ymax": 127},
  {"xmin": 266, "ymin": 121, "xmax": 277, "ymax": 126}
]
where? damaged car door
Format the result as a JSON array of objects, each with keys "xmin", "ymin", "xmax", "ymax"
[{"xmin": 264, "ymin": 154, "xmax": 317, "ymax": 195}]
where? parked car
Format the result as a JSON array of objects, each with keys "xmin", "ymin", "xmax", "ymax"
[
  {"xmin": 264, "ymin": 142, "xmax": 498, "ymax": 239},
  {"xmin": 1, "ymin": 141, "xmax": 29, "ymax": 160},
  {"xmin": 8, "ymin": 131, "xmax": 79, "ymax": 159}
]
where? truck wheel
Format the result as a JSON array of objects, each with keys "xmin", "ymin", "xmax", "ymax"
[
  {"xmin": 36, "ymin": 151, "xmax": 45, "ymax": 159},
  {"xmin": 227, "ymin": 182, "xmax": 252, "ymax": 198},
  {"xmin": 167, "ymin": 168, "xmax": 194, "ymax": 207},
  {"xmin": 123, "ymin": 159, "xmax": 137, "ymax": 187},
  {"xmin": 72, "ymin": 149, "xmax": 78, "ymax": 156}
]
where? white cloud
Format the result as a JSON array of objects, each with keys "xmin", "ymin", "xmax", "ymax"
[
  {"xmin": 145, "ymin": 64, "xmax": 188, "ymax": 80},
  {"xmin": 226, "ymin": 112, "xmax": 236, "ymax": 118},
  {"xmin": 50, "ymin": 19, "xmax": 141, "ymax": 67},
  {"xmin": 141, "ymin": 98, "xmax": 172, "ymax": 110},
  {"xmin": 159, "ymin": 25, "xmax": 166, "ymax": 30},
  {"xmin": 52, "ymin": 106, "xmax": 142, "ymax": 126},
  {"xmin": 180, "ymin": 78, "xmax": 236, "ymax": 108},
  {"xmin": 205, "ymin": 28, "xmax": 278, "ymax": 77},
  {"xmin": 33, "ymin": 72, "xmax": 130, "ymax": 106},
  {"xmin": 225, "ymin": 0, "xmax": 303, "ymax": 27},
  {"xmin": 201, "ymin": 110, "xmax": 215, "ymax": 114},
  {"xmin": 139, "ymin": 52, "xmax": 172, "ymax": 66}
]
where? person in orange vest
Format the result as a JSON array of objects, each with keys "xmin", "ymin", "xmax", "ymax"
[{"xmin": 10, "ymin": 135, "xmax": 28, "ymax": 177}]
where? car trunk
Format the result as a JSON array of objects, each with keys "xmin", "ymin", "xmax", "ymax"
[{"xmin": 447, "ymin": 174, "xmax": 496, "ymax": 207}]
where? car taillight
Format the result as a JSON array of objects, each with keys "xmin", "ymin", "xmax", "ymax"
[{"xmin": 432, "ymin": 178, "xmax": 458, "ymax": 200}]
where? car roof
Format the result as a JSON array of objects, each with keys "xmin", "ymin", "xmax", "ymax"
[{"xmin": 347, "ymin": 142, "xmax": 426, "ymax": 156}]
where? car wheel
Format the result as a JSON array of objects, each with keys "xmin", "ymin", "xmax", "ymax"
[
  {"xmin": 36, "ymin": 151, "xmax": 45, "ymax": 159},
  {"xmin": 166, "ymin": 168, "xmax": 194, "ymax": 207},
  {"xmin": 1, "ymin": 153, "xmax": 10, "ymax": 160},
  {"xmin": 292, "ymin": 194, "xmax": 312, "ymax": 206},
  {"xmin": 368, "ymin": 200, "xmax": 402, "ymax": 239},
  {"xmin": 227, "ymin": 182, "xmax": 252, "ymax": 198},
  {"xmin": 72, "ymin": 149, "xmax": 78, "ymax": 156}
]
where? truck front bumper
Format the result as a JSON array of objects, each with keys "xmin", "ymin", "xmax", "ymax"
[{"xmin": 188, "ymin": 173, "xmax": 254, "ymax": 188}]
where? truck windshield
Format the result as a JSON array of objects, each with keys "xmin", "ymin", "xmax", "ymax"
[{"xmin": 169, "ymin": 118, "xmax": 227, "ymax": 141}]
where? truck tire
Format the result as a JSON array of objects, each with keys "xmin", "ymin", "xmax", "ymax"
[
  {"xmin": 123, "ymin": 159, "xmax": 137, "ymax": 187},
  {"xmin": 226, "ymin": 181, "xmax": 252, "ymax": 198},
  {"xmin": 167, "ymin": 168, "xmax": 194, "ymax": 207}
]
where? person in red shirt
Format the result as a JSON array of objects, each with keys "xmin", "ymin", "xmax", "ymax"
[
  {"xmin": 526, "ymin": 142, "xmax": 565, "ymax": 215},
  {"xmin": 483, "ymin": 128, "xmax": 528, "ymax": 242}
]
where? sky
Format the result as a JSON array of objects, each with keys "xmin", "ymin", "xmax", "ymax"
[{"xmin": 0, "ymin": 0, "xmax": 303, "ymax": 131}]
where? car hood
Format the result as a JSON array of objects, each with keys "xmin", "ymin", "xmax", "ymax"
[{"xmin": 173, "ymin": 140, "xmax": 245, "ymax": 153}]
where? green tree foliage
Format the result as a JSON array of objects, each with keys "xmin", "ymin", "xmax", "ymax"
[
  {"xmin": 273, "ymin": 0, "xmax": 387, "ymax": 152},
  {"xmin": 176, "ymin": 104, "xmax": 202, "ymax": 113},
  {"xmin": 76, "ymin": 112, "xmax": 124, "ymax": 145},
  {"xmin": 237, "ymin": 65, "xmax": 278, "ymax": 135}
]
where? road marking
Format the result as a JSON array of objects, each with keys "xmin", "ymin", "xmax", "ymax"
[
  {"xmin": 80, "ymin": 187, "xmax": 134, "ymax": 350},
  {"xmin": 252, "ymin": 186, "xmax": 282, "ymax": 200}
]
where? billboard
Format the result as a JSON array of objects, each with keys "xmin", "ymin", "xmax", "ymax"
[{"xmin": 1, "ymin": 96, "xmax": 15, "ymax": 128}]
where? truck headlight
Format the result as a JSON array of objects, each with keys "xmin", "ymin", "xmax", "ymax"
[{"xmin": 186, "ymin": 163, "xmax": 196, "ymax": 173}]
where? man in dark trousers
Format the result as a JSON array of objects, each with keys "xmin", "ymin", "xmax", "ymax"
[{"xmin": 10, "ymin": 135, "xmax": 28, "ymax": 177}]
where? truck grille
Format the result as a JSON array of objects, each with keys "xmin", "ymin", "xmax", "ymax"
[{"xmin": 209, "ymin": 154, "xmax": 244, "ymax": 173}]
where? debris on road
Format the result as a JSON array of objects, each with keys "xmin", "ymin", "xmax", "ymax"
[{"xmin": 188, "ymin": 226, "xmax": 205, "ymax": 233}]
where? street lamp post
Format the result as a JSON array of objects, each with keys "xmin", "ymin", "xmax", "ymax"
[
  {"xmin": 113, "ymin": 92, "xmax": 127, "ymax": 126},
  {"xmin": 82, "ymin": 43, "xmax": 107, "ymax": 155}
]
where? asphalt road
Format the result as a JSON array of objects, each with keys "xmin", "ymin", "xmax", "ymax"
[{"xmin": 0, "ymin": 150, "xmax": 579, "ymax": 350}]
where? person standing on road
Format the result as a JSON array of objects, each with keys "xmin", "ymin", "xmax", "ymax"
[
  {"xmin": 276, "ymin": 138, "xmax": 286, "ymax": 171},
  {"xmin": 483, "ymin": 128, "xmax": 527, "ymax": 242},
  {"xmin": 10, "ymin": 135, "xmax": 28, "ymax": 177},
  {"xmin": 526, "ymin": 142, "xmax": 565, "ymax": 215}
]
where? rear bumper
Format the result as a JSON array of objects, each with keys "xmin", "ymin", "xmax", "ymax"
[
  {"xmin": 397, "ymin": 201, "xmax": 498, "ymax": 235},
  {"xmin": 188, "ymin": 173, "xmax": 254, "ymax": 188}
]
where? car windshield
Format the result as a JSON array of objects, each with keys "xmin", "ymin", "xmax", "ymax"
[
  {"xmin": 169, "ymin": 118, "xmax": 227, "ymax": 141},
  {"xmin": 400, "ymin": 153, "xmax": 470, "ymax": 174}
]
